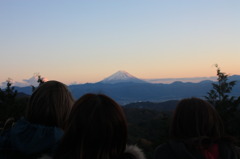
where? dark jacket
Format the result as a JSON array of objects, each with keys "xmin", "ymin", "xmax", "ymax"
[
  {"xmin": 154, "ymin": 141, "xmax": 239, "ymax": 159},
  {"xmin": 0, "ymin": 118, "xmax": 63, "ymax": 159}
]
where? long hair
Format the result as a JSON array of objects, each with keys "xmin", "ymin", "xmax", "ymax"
[
  {"xmin": 54, "ymin": 93, "xmax": 128, "ymax": 159},
  {"xmin": 25, "ymin": 80, "xmax": 74, "ymax": 129},
  {"xmin": 170, "ymin": 97, "xmax": 224, "ymax": 146}
]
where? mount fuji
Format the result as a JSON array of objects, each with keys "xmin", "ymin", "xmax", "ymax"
[{"xmin": 100, "ymin": 70, "xmax": 147, "ymax": 84}]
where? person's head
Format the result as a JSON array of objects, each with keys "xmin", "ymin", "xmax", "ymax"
[
  {"xmin": 170, "ymin": 97, "xmax": 224, "ymax": 141},
  {"xmin": 55, "ymin": 93, "xmax": 128, "ymax": 159},
  {"xmin": 25, "ymin": 80, "xmax": 74, "ymax": 129}
]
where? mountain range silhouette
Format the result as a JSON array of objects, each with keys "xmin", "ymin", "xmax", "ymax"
[{"xmin": 15, "ymin": 71, "xmax": 240, "ymax": 105}]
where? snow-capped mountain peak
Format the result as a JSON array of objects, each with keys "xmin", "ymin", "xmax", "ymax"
[
  {"xmin": 100, "ymin": 70, "xmax": 146, "ymax": 84},
  {"xmin": 106, "ymin": 70, "xmax": 134, "ymax": 80}
]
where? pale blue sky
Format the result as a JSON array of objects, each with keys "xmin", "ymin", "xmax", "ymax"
[{"xmin": 1, "ymin": 0, "xmax": 240, "ymax": 86}]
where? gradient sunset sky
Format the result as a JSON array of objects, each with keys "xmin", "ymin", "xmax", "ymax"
[{"xmin": 1, "ymin": 0, "xmax": 240, "ymax": 86}]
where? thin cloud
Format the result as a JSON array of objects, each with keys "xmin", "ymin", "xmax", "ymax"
[
  {"xmin": 23, "ymin": 76, "xmax": 39, "ymax": 86},
  {"xmin": 0, "ymin": 76, "xmax": 48, "ymax": 88}
]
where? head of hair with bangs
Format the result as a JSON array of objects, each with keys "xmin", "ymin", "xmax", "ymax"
[
  {"xmin": 25, "ymin": 80, "xmax": 74, "ymax": 130},
  {"xmin": 55, "ymin": 93, "xmax": 128, "ymax": 159}
]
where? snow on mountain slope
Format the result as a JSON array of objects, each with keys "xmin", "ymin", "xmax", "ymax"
[{"xmin": 100, "ymin": 70, "xmax": 147, "ymax": 84}]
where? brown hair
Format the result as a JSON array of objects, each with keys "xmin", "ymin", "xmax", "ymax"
[
  {"xmin": 54, "ymin": 93, "xmax": 128, "ymax": 159},
  {"xmin": 170, "ymin": 97, "xmax": 224, "ymax": 144},
  {"xmin": 25, "ymin": 80, "xmax": 74, "ymax": 129}
]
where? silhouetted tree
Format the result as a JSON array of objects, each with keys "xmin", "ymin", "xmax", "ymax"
[
  {"xmin": 0, "ymin": 79, "xmax": 18, "ymax": 123},
  {"xmin": 0, "ymin": 78, "xmax": 29, "ymax": 125},
  {"xmin": 0, "ymin": 78, "xmax": 17, "ymax": 103},
  {"xmin": 31, "ymin": 73, "xmax": 45, "ymax": 92},
  {"xmin": 205, "ymin": 64, "xmax": 236, "ymax": 103},
  {"xmin": 205, "ymin": 65, "xmax": 240, "ymax": 137}
]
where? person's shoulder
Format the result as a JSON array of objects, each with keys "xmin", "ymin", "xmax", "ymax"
[
  {"xmin": 154, "ymin": 142, "xmax": 179, "ymax": 159},
  {"xmin": 124, "ymin": 145, "xmax": 146, "ymax": 159},
  {"xmin": 227, "ymin": 145, "xmax": 240, "ymax": 159},
  {"xmin": 234, "ymin": 146, "xmax": 240, "ymax": 157}
]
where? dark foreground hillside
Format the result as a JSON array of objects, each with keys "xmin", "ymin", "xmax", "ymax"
[
  {"xmin": 123, "ymin": 107, "xmax": 173, "ymax": 159},
  {"xmin": 124, "ymin": 100, "xmax": 178, "ymax": 112},
  {"xmin": 2, "ymin": 96, "xmax": 240, "ymax": 159}
]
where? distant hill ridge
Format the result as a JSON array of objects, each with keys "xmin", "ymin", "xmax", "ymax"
[{"xmin": 14, "ymin": 71, "xmax": 240, "ymax": 104}]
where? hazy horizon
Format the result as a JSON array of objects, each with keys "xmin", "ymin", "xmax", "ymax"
[{"xmin": 0, "ymin": 70, "xmax": 220, "ymax": 88}]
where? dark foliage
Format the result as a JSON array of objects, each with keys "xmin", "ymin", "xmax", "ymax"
[
  {"xmin": 205, "ymin": 65, "xmax": 240, "ymax": 140},
  {"xmin": 124, "ymin": 100, "xmax": 178, "ymax": 112},
  {"xmin": 0, "ymin": 79, "xmax": 29, "ymax": 124},
  {"xmin": 31, "ymin": 74, "xmax": 45, "ymax": 92},
  {"xmin": 123, "ymin": 107, "xmax": 171, "ymax": 159}
]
